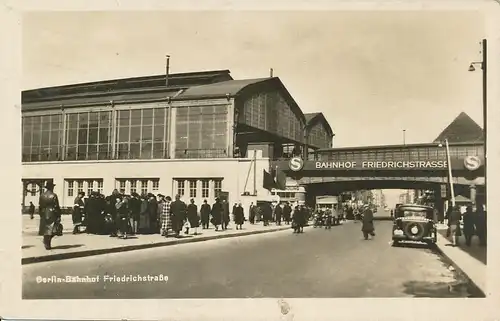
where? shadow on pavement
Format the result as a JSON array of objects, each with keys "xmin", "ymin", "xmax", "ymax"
[
  {"xmin": 50, "ymin": 244, "xmax": 84, "ymax": 250},
  {"xmin": 402, "ymin": 280, "xmax": 480, "ymax": 298},
  {"xmin": 392, "ymin": 242, "xmax": 434, "ymax": 250},
  {"xmin": 438, "ymin": 230, "xmax": 487, "ymax": 265},
  {"xmin": 22, "ymin": 245, "xmax": 34, "ymax": 249}
]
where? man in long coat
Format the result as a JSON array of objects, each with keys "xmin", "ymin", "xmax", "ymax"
[
  {"xmin": 262, "ymin": 202, "xmax": 272, "ymax": 226},
  {"xmin": 38, "ymin": 181, "xmax": 61, "ymax": 250},
  {"xmin": 361, "ymin": 206, "xmax": 375, "ymax": 240},
  {"xmin": 147, "ymin": 193, "xmax": 158, "ymax": 234},
  {"xmin": 200, "ymin": 199, "xmax": 211, "ymax": 229},
  {"xmin": 186, "ymin": 198, "xmax": 200, "ymax": 235},
  {"xmin": 249, "ymin": 202, "xmax": 256, "ymax": 224},
  {"xmin": 283, "ymin": 202, "xmax": 292, "ymax": 225},
  {"xmin": 211, "ymin": 198, "xmax": 223, "ymax": 231},
  {"xmin": 222, "ymin": 199, "xmax": 230, "ymax": 230},
  {"xmin": 274, "ymin": 203, "xmax": 283, "ymax": 226},
  {"xmin": 170, "ymin": 194, "xmax": 187, "ymax": 237},
  {"xmin": 234, "ymin": 203, "xmax": 245, "ymax": 230}
]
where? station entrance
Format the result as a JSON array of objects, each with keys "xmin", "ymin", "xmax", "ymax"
[{"xmin": 270, "ymin": 141, "xmax": 485, "ymax": 214}]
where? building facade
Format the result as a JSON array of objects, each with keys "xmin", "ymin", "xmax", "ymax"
[{"xmin": 22, "ymin": 70, "xmax": 334, "ymax": 211}]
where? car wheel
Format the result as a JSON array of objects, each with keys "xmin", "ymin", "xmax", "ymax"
[
  {"xmin": 404, "ymin": 222, "xmax": 425, "ymax": 240},
  {"xmin": 392, "ymin": 240, "xmax": 400, "ymax": 247}
]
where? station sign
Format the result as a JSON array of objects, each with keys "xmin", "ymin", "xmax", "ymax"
[
  {"xmin": 463, "ymin": 156, "xmax": 481, "ymax": 171},
  {"xmin": 288, "ymin": 160, "xmax": 449, "ymax": 171}
]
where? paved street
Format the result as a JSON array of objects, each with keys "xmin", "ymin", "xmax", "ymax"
[{"xmin": 23, "ymin": 220, "xmax": 478, "ymax": 299}]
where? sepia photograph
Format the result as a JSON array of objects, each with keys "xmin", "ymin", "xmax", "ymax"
[{"xmin": 18, "ymin": 9, "xmax": 490, "ymax": 302}]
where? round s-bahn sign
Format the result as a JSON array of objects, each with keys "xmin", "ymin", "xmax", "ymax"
[
  {"xmin": 464, "ymin": 156, "xmax": 481, "ymax": 171},
  {"xmin": 289, "ymin": 156, "xmax": 304, "ymax": 172}
]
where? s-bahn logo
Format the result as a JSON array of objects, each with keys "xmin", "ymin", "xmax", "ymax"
[
  {"xmin": 289, "ymin": 157, "xmax": 304, "ymax": 172},
  {"xmin": 464, "ymin": 156, "xmax": 481, "ymax": 171}
]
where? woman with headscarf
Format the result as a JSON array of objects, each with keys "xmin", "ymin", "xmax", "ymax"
[{"xmin": 234, "ymin": 202, "xmax": 245, "ymax": 230}]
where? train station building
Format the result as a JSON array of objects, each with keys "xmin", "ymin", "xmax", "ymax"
[{"xmin": 21, "ymin": 69, "xmax": 334, "ymax": 209}]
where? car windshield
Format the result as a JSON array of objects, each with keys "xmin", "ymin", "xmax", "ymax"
[
  {"xmin": 397, "ymin": 207, "xmax": 433, "ymax": 219},
  {"xmin": 401, "ymin": 210, "xmax": 427, "ymax": 218}
]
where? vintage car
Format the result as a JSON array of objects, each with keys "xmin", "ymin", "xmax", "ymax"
[{"xmin": 392, "ymin": 204, "xmax": 437, "ymax": 246}]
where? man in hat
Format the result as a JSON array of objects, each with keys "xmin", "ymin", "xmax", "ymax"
[
  {"xmin": 170, "ymin": 194, "xmax": 187, "ymax": 237},
  {"xmin": 200, "ymin": 199, "xmax": 211, "ymax": 229},
  {"xmin": 211, "ymin": 198, "xmax": 223, "ymax": 231},
  {"xmin": 147, "ymin": 193, "xmax": 158, "ymax": 234},
  {"xmin": 38, "ymin": 181, "xmax": 61, "ymax": 250}
]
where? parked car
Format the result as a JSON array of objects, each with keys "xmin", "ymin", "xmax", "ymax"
[{"xmin": 392, "ymin": 204, "xmax": 437, "ymax": 246}]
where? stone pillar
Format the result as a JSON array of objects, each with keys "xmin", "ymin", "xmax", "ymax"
[
  {"xmin": 434, "ymin": 189, "xmax": 445, "ymax": 222},
  {"xmin": 296, "ymin": 186, "xmax": 306, "ymax": 205},
  {"xmin": 470, "ymin": 184, "xmax": 477, "ymax": 206}
]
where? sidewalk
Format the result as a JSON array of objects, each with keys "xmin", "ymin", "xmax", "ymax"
[
  {"xmin": 435, "ymin": 223, "xmax": 487, "ymax": 296},
  {"xmin": 22, "ymin": 215, "xmax": 293, "ymax": 265}
]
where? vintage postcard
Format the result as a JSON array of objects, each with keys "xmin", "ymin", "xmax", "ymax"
[{"xmin": 1, "ymin": 1, "xmax": 499, "ymax": 320}]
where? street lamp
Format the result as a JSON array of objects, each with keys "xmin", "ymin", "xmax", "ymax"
[
  {"xmin": 402, "ymin": 129, "xmax": 406, "ymax": 145},
  {"xmin": 468, "ymin": 39, "xmax": 487, "ymax": 208},
  {"xmin": 438, "ymin": 139, "xmax": 455, "ymax": 207}
]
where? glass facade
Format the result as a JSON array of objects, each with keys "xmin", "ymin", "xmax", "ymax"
[
  {"xmin": 22, "ymin": 105, "xmax": 234, "ymax": 162},
  {"xmin": 175, "ymin": 105, "xmax": 228, "ymax": 159},
  {"xmin": 22, "ymin": 114, "xmax": 63, "ymax": 162},
  {"xmin": 240, "ymin": 91, "xmax": 304, "ymax": 143},
  {"xmin": 314, "ymin": 145, "xmax": 483, "ymax": 162},
  {"xmin": 117, "ymin": 108, "xmax": 169, "ymax": 160},
  {"xmin": 65, "ymin": 111, "xmax": 112, "ymax": 161}
]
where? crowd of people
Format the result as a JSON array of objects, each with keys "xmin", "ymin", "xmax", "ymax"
[
  {"xmin": 445, "ymin": 204, "xmax": 487, "ymax": 247},
  {"xmin": 36, "ymin": 183, "xmax": 314, "ymax": 249}
]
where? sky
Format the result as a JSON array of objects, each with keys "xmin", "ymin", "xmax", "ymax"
[{"xmin": 22, "ymin": 11, "xmax": 486, "ymax": 203}]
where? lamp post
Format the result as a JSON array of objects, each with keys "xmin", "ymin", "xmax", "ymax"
[
  {"xmin": 439, "ymin": 139, "xmax": 455, "ymax": 207},
  {"xmin": 402, "ymin": 129, "xmax": 406, "ymax": 145},
  {"xmin": 468, "ymin": 38, "xmax": 487, "ymax": 208}
]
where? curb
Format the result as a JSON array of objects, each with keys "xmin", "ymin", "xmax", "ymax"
[
  {"xmin": 433, "ymin": 233, "xmax": 486, "ymax": 297},
  {"xmin": 22, "ymin": 226, "xmax": 292, "ymax": 265}
]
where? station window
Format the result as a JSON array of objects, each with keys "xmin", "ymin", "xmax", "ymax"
[
  {"xmin": 174, "ymin": 178, "xmax": 223, "ymax": 201},
  {"xmin": 77, "ymin": 181, "xmax": 84, "ymax": 194},
  {"xmin": 30, "ymin": 183, "xmax": 37, "ymax": 196},
  {"xmin": 67, "ymin": 181, "xmax": 74, "ymax": 197},
  {"xmin": 189, "ymin": 180, "xmax": 197, "ymax": 198},
  {"xmin": 118, "ymin": 180, "xmax": 126, "ymax": 194},
  {"xmin": 201, "ymin": 180, "xmax": 210, "ymax": 198},
  {"xmin": 65, "ymin": 179, "xmax": 103, "ymax": 197},
  {"xmin": 214, "ymin": 179, "xmax": 222, "ymax": 194},
  {"xmin": 115, "ymin": 178, "xmax": 161, "ymax": 196},
  {"xmin": 152, "ymin": 179, "xmax": 159, "ymax": 192},
  {"xmin": 177, "ymin": 180, "xmax": 185, "ymax": 197},
  {"xmin": 140, "ymin": 180, "xmax": 148, "ymax": 195}
]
